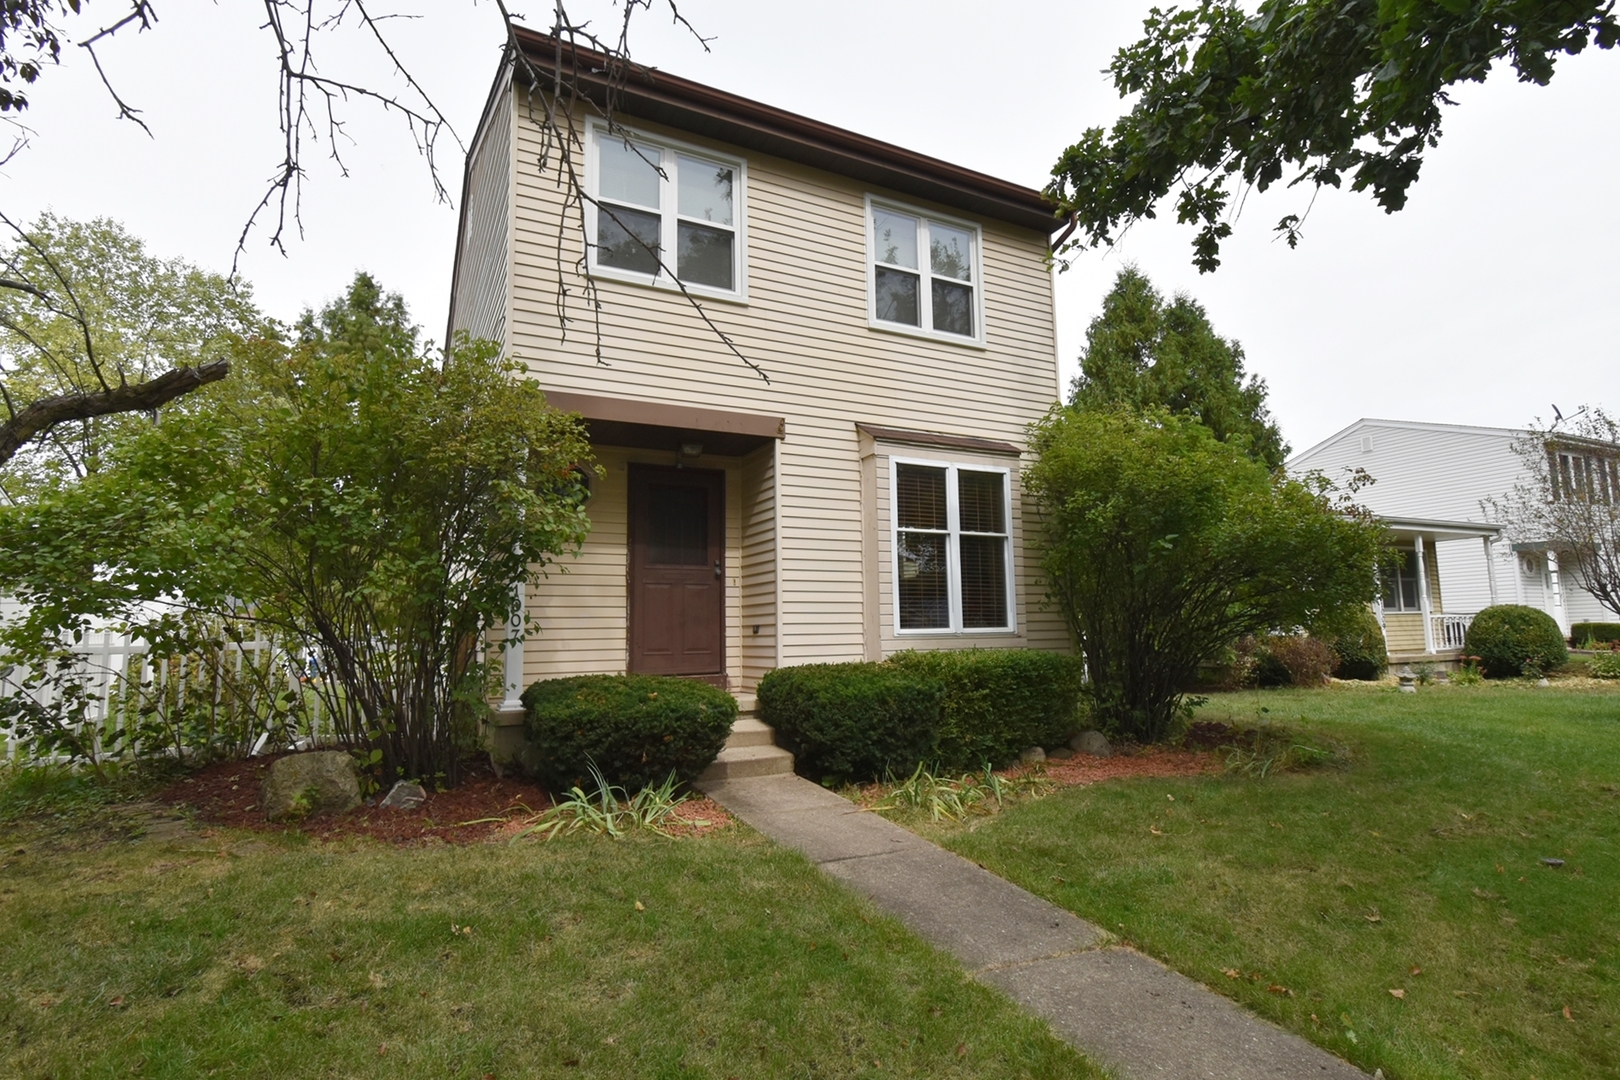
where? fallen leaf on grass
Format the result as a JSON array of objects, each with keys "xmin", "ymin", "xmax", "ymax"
[
  {"xmin": 1389, "ymin": 989, "xmax": 1405, "ymax": 1000},
  {"xmin": 1267, "ymin": 984, "xmax": 1294, "ymax": 997},
  {"xmin": 1149, "ymin": 826, "xmax": 1164, "ymax": 836},
  {"xmin": 634, "ymin": 901, "xmax": 645, "ymax": 912},
  {"xmin": 955, "ymin": 1043, "xmax": 968, "ymax": 1058},
  {"xmin": 1563, "ymin": 1005, "xmax": 1574, "ymax": 1022},
  {"xmin": 108, "ymin": 995, "xmax": 125, "ymax": 1008},
  {"xmin": 1364, "ymin": 911, "xmax": 1382, "ymax": 923},
  {"xmin": 1409, "ymin": 966, "xmax": 1422, "ymax": 976},
  {"xmin": 1222, "ymin": 968, "xmax": 1241, "ymax": 979}
]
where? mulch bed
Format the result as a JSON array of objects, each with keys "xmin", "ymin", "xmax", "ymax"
[{"xmin": 1038, "ymin": 744, "xmax": 1222, "ymax": 787}]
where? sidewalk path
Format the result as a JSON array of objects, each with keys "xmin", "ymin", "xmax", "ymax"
[{"xmin": 700, "ymin": 773, "xmax": 1367, "ymax": 1080}]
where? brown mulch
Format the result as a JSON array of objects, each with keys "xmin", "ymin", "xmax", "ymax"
[
  {"xmin": 1037, "ymin": 744, "xmax": 1222, "ymax": 787},
  {"xmin": 155, "ymin": 754, "xmax": 736, "ymax": 846}
]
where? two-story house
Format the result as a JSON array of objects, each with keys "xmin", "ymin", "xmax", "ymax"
[
  {"xmin": 447, "ymin": 32, "xmax": 1069, "ymax": 726},
  {"xmin": 1289, "ymin": 418, "xmax": 1617, "ymax": 662}
]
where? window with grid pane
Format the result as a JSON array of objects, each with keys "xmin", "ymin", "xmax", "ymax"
[{"xmin": 893, "ymin": 462, "xmax": 1011, "ymax": 632}]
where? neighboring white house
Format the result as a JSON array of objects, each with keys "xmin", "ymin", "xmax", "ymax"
[{"xmin": 1288, "ymin": 418, "xmax": 1614, "ymax": 661}]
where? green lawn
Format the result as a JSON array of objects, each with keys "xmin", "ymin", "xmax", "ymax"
[
  {"xmin": 0, "ymin": 812, "xmax": 1099, "ymax": 1079},
  {"xmin": 928, "ymin": 684, "xmax": 1620, "ymax": 1080}
]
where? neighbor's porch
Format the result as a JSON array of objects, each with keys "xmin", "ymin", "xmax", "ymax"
[{"xmin": 1376, "ymin": 517, "xmax": 1504, "ymax": 667}]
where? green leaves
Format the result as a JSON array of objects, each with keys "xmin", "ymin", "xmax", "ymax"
[
  {"xmin": 1026, "ymin": 406, "xmax": 1383, "ymax": 741},
  {"xmin": 1051, "ymin": 0, "xmax": 1620, "ymax": 271}
]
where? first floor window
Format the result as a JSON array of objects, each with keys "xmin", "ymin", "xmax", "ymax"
[
  {"xmin": 1381, "ymin": 550, "xmax": 1422, "ymax": 612},
  {"xmin": 894, "ymin": 461, "xmax": 1011, "ymax": 632}
]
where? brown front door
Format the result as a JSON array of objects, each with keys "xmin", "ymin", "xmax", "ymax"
[{"xmin": 628, "ymin": 465, "xmax": 725, "ymax": 677}]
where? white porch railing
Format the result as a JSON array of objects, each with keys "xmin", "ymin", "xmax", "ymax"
[{"xmin": 1432, "ymin": 613, "xmax": 1474, "ymax": 652}]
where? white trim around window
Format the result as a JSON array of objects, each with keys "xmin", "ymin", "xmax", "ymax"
[
  {"xmin": 889, "ymin": 455, "xmax": 1015, "ymax": 635},
  {"xmin": 584, "ymin": 117, "xmax": 748, "ymax": 302},
  {"xmin": 865, "ymin": 194, "xmax": 986, "ymax": 347}
]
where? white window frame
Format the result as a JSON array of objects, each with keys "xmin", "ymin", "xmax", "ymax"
[
  {"xmin": 889, "ymin": 455, "xmax": 1015, "ymax": 635},
  {"xmin": 584, "ymin": 118, "xmax": 748, "ymax": 303},
  {"xmin": 865, "ymin": 195, "xmax": 986, "ymax": 347}
]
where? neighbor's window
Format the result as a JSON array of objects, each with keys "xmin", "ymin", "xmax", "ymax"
[
  {"xmin": 1550, "ymin": 449, "xmax": 1619, "ymax": 505},
  {"xmin": 894, "ymin": 462, "xmax": 1011, "ymax": 632},
  {"xmin": 870, "ymin": 202, "xmax": 980, "ymax": 340},
  {"xmin": 1381, "ymin": 550, "xmax": 1422, "ymax": 612},
  {"xmin": 591, "ymin": 125, "xmax": 742, "ymax": 295}
]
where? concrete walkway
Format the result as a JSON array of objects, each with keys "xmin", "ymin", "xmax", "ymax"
[{"xmin": 699, "ymin": 773, "xmax": 1367, "ymax": 1080}]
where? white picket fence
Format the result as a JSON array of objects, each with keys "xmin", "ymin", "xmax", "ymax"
[{"xmin": 1, "ymin": 625, "xmax": 337, "ymax": 764}]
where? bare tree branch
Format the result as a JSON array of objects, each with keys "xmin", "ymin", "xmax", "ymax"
[{"xmin": 0, "ymin": 357, "xmax": 228, "ymax": 467}]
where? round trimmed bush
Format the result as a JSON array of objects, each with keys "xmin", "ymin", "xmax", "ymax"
[
  {"xmin": 758, "ymin": 662, "xmax": 944, "ymax": 782},
  {"xmin": 520, "ymin": 674, "xmax": 735, "ymax": 793},
  {"xmin": 1463, "ymin": 605, "xmax": 1569, "ymax": 678},
  {"xmin": 886, "ymin": 649, "xmax": 1084, "ymax": 770},
  {"xmin": 1329, "ymin": 607, "xmax": 1389, "ymax": 681}
]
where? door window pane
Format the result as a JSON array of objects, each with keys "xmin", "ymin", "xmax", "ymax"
[
  {"xmin": 931, "ymin": 279, "xmax": 974, "ymax": 336},
  {"xmin": 875, "ymin": 268, "xmax": 920, "ymax": 326},
  {"xmin": 597, "ymin": 205, "xmax": 661, "ymax": 274},
  {"xmin": 898, "ymin": 532, "xmax": 950, "ymax": 630},
  {"xmin": 929, "ymin": 224, "xmax": 973, "ymax": 281},
  {"xmin": 677, "ymin": 222, "xmax": 734, "ymax": 290},
  {"xmin": 872, "ymin": 209, "xmax": 918, "ymax": 268},
  {"xmin": 678, "ymin": 156, "xmax": 733, "ymax": 224},
  {"xmin": 957, "ymin": 471, "xmax": 1004, "ymax": 533},
  {"xmin": 960, "ymin": 536, "xmax": 1008, "ymax": 628},
  {"xmin": 646, "ymin": 483, "xmax": 708, "ymax": 565},
  {"xmin": 599, "ymin": 139, "xmax": 662, "ymax": 208}
]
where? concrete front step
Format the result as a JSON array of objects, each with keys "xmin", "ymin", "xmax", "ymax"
[
  {"xmin": 700, "ymin": 743, "xmax": 794, "ymax": 781},
  {"xmin": 732, "ymin": 692, "xmax": 758, "ymax": 716},
  {"xmin": 724, "ymin": 716, "xmax": 776, "ymax": 748}
]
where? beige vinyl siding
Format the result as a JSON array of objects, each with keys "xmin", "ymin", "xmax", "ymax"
[
  {"xmin": 739, "ymin": 442, "xmax": 779, "ymax": 687},
  {"xmin": 448, "ymin": 77, "xmax": 512, "ymax": 345},
  {"xmin": 1383, "ymin": 613, "xmax": 1425, "ymax": 655},
  {"xmin": 503, "ymin": 92, "xmax": 1066, "ymax": 681}
]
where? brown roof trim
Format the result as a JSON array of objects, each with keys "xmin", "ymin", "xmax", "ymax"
[
  {"xmin": 512, "ymin": 28, "xmax": 1061, "ymax": 235},
  {"xmin": 546, "ymin": 391, "xmax": 784, "ymax": 441},
  {"xmin": 857, "ymin": 423, "xmax": 1021, "ymax": 457}
]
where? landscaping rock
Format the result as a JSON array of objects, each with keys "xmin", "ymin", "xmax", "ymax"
[
  {"xmin": 1071, "ymin": 731, "xmax": 1113, "ymax": 758},
  {"xmin": 1047, "ymin": 747, "xmax": 1075, "ymax": 761},
  {"xmin": 379, "ymin": 780, "xmax": 427, "ymax": 811},
  {"xmin": 1019, "ymin": 746, "xmax": 1046, "ymax": 766},
  {"xmin": 260, "ymin": 751, "xmax": 360, "ymax": 820}
]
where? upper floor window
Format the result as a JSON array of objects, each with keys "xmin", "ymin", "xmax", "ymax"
[
  {"xmin": 867, "ymin": 198, "xmax": 983, "ymax": 344},
  {"xmin": 587, "ymin": 121, "xmax": 745, "ymax": 299},
  {"xmin": 1549, "ymin": 448, "xmax": 1619, "ymax": 505},
  {"xmin": 893, "ymin": 460, "xmax": 1012, "ymax": 633}
]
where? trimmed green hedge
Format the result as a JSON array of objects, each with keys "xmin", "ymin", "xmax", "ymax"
[
  {"xmin": 1463, "ymin": 605, "xmax": 1569, "ymax": 678},
  {"xmin": 1571, "ymin": 622, "xmax": 1620, "ymax": 647},
  {"xmin": 521, "ymin": 674, "xmax": 734, "ymax": 793},
  {"xmin": 1329, "ymin": 607, "xmax": 1389, "ymax": 681},
  {"xmin": 887, "ymin": 649, "xmax": 1084, "ymax": 770},
  {"xmin": 757, "ymin": 663, "xmax": 943, "ymax": 782}
]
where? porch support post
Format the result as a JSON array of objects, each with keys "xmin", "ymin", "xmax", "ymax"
[
  {"xmin": 1546, "ymin": 551, "xmax": 1569, "ymax": 634},
  {"xmin": 1415, "ymin": 534, "xmax": 1436, "ymax": 654},
  {"xmin": 1484, "ymin": 536, "xmax": 1500, "ymax": 606},
  {"xmin": 488, "ymin": 578, "xmax": 528, "ymax": 768}
]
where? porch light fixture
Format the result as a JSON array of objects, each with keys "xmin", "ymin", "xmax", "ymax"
[{"xmin": 680, "ymin": 441, "xmax": 704, "ymax": 458}]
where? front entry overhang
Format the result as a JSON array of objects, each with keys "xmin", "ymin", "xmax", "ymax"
[{"xmin": 544, "ymin": 391, "xmax": 785, "ymax": 457}]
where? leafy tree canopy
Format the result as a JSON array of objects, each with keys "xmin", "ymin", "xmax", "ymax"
[
  {"xmin": 1049, "ymin": 1, "xmax": 1619, "ymax": 272},
  {"xmin": 0, "ymin": 214, "xmax": 269, "ymax": 498},
  {"xmin": 1026, "ymin": 406, "xmax": 1381, "ymax": 741},
  {"xmin": 1072, "ymin": 266, "xmax": 1287, "ymax": 468},
  {"xmin": 0, "ymin": 273, "xmax": 594, "ymax": 782}
]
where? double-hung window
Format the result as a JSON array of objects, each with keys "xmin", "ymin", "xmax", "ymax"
[
  {"xmin": 1380, "ymin": 551, "xmax": 1422, "ymax": 612},
  {"xmin": 589, "ymin": 122, "xmax": 744, "ymax": 298},
  {"xmin": 893, "ymin": 461, "xmax": 1012, "ymax": 632},
  {"xmin": 868, "ymin": 199, "xmax": 982, "ymax": 342}
]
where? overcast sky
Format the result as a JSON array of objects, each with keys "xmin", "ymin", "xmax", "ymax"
[{"xmin": 5, "ymin": 1, "xmax": 1616, "ymax": 454}]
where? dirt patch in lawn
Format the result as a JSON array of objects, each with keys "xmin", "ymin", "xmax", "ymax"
[
  {"xmin": 1040, "ymin": 744, "xmax": 1222, "ymax": 787},
  {"xmin": 155, "ymin": 756, "xmax": 734, "ymax": 845}
]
